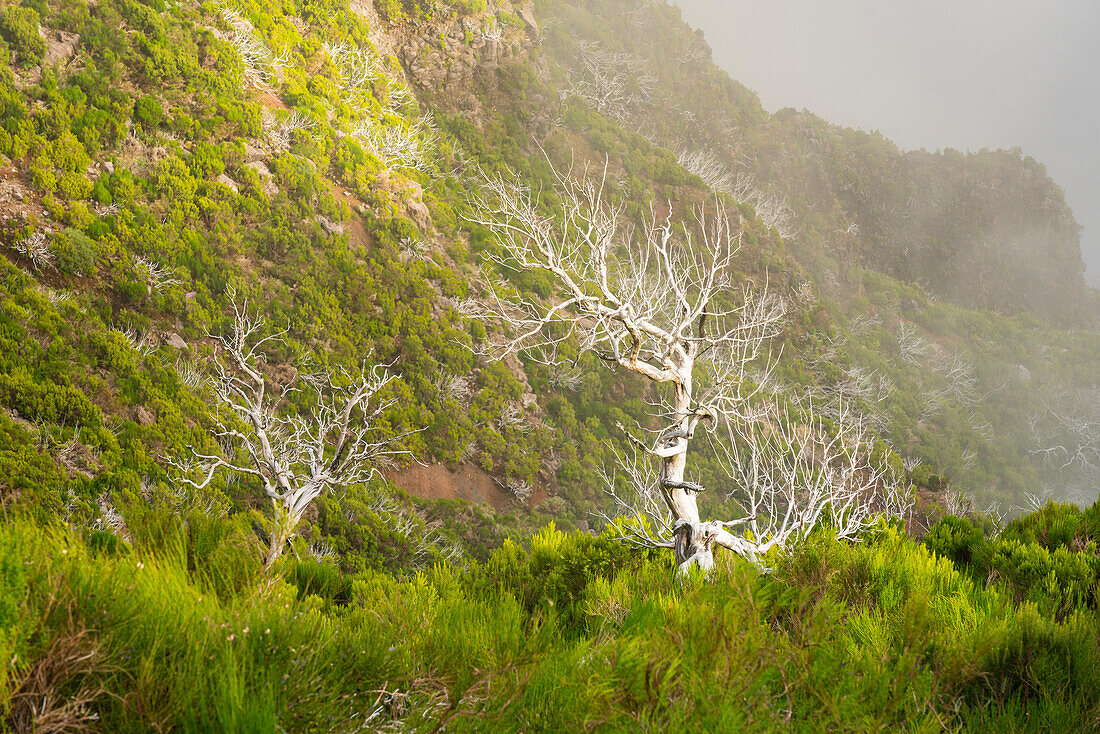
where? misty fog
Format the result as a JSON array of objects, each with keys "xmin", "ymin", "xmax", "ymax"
[{"xmin": 675, "ymin": 0, "xmax": 1100, "ymax": 286}]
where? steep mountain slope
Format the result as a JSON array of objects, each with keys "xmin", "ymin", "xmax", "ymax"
[
  {"xmin": 4, "ymin": 0, "xmax": 1100, "ymax": 729},
  {"xmin": 534, "ymin": 0, "xmax": 1090, "ymax": 323},
  {"xmin": 0, "ymin": 0, "xmax": 1097, "ymax": 553},
  {"xmin": 501, "ymin": 0, "xmax": 1100, "ymax": 509}
]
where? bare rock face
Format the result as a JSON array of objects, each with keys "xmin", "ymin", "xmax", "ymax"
[
  {"xmin": 215, "ymin": 173, "xmax": 239, "ymax": 193},
  {"xmin": 245, "ymin": 160, "xmax": 279, "ymax": 195},
  {"xmin": 244, "ymin": 143, "xmax": 266, "ymax": 163},
  {"xmin": 135, "ymin": 405, "xmax": 156, "ymax": 426},
  {"xmin": 406, "ymin": 199, "xmax": 431, "ymax": 232},
  {"xmin": 391, "ymin": 6, "xmax": 537, "ymax": 100},
  {"xmin": 43, "ymin": 30, "xmax": 80, "ymax": 67},
  {"xmin": 314, "ymin": 215, "xmax": 346, "ymax": 237},
  {"xmin": 387, "ymin": 463, "xmax": 524, "ymax": 512},
  {"xmin": 165, "ymin": 333, "xmax": 188, "ymax": 350},
  {"xmin": 516, "ymin": 5, "xmax": 540, "ymax": 36},
  {"xmin": 246, "ymin": 160, "xmax": 271, "ymax": 177}
]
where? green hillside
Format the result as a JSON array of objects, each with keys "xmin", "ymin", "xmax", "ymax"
[{"xmin": 1, "ymin": 0, "xmax": 1099, "ymax": 728}]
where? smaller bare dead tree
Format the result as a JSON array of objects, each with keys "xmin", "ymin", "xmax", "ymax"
[
  {"xmin": 896, "ymin": 321, "xmax": 933, "ymax": 367},
  {"xmin": 601, "ymin": 397, "xmax": 908, "ymax": 570},
  {"xmin": 563, "ymin": 41, "xmax": 654, "ymax": 124},
  {"xmin": 1027, "ymin": 388, "xmax": 1100, "ymax": 505},
  {"xmin": 730, "ymin": 172, "xmax": 796, "ymax": 240},
  {"xmin": 215, "ymin": 8, "xmax": 290, "ymax": 90},
  {"xmin": 263, "ymin": 109, "xmax": 315, "ymax": 154},
  {"xmin": 325, "ymin": 40, "xmax": 382, "ymax": 97},
  {"xmin": 169, "ymin": 297, "xmax": 410, "ymax": 566},
  {"xmin": 349, "ymin": 115, "xmax": 438, "ymax": 174},
  {"xmin": 673, "ymin": 153, "xmax": 798, "ymax": 241},
  {"xmin": 133, "ymin": 255, "xmax": 181, "ymax": 295},
  {"xmin": 12, "ymin": 231, "xmax": 55, "ymax": 271},
  {"xmin": 677, "ymin": 149, "xmax": 735, "ymax": 193}
]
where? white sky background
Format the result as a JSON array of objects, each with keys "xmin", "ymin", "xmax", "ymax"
[{"xmin": 674, "ymin": 0, "xmax": 1100, "ymax": 285}]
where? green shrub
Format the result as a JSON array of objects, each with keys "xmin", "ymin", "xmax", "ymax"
[
  {"xmin": 132, "ymin": 94, "xmax": 164, "ymax": 129},
  {"xmin": 457, "ymin": 0, "xmax": 486, "ymax": 13},
  {"xmin": 1000, "ymin": 500, "xmax": 1091, "ymax": 550},
  {"xmin": 497, "ymin": 10, "xmax": 523, "ymax": 29},
  {"xmin": 923, "ymin": 515, "xmax": 986, "ymax": 567},
  {"xmin": 0, "ymin": 371, "xmax": 100, "ymax": 426},
  {"xmin": 53, "ymin": 228, "xmax": 99, "ymax": 276},
  {"xmin": 290, "ymin": 559, "xmax": 352, "ymax": 606},
  {"xmin": 0, "ymin": 6, "xmax": 45, "ymax": 67},
  {"xmin": 376, "ymin": 0, "xmax": 403, "ymax": 21}
]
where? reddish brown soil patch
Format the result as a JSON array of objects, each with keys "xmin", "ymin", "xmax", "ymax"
[
  {"xmin": 387, "ymin": 462, "xmax": 547, "ymax": 512},
  {"xmin": 256, "ymin": 89, "xmax": 289, "ymax": 111}
]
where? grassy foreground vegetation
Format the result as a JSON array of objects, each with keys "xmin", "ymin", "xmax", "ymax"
[{"xmin": 3, "ymin": 503, "xmax": 1100, "ymax": 731}]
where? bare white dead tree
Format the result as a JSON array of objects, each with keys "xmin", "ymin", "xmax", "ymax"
[
  {"xmin": 111, "ymin": 323, "xmax": 158, "ymax": 356},
  {"xmin": 918, "ymin": 384, "xmax": 954, "ymax": 423},
  {"xmin": 168, "ymin": 296, "xmax": 412, "ymax": 567},
  {"xmin": 12, "ymin": 231, "xmax": 55, "ymax": 271},
  {"xmin": 433, "ymin": 371, "xmax": 473, "ymax": 407},
  {"xmin": 174, "ymin": 357, "xmax": 212, "ymax": 391},
  {"xmin": 704, "ymin": 398, "xmax": 898, "ymax": 564},
  {"xmin": 563, "ymin": 41, "xmax": 653, "ymax": 123},
  {"xmin": 479, "ymin": 17, "xmax": 505, "ymax": 52},
  {"xmin": 834, "ymin": 366, "xmax": 894, "ymax": 405},
  {"xmin": 133, "ymin": 255, "xmax": 181, "ymax": 295},
  {"xmin": 896, "ymin": 321, "xmax": 933, "ymax": 367},
  {"xmin": 943, "ymin": 487, "xmax": 974, "ymax": 518},
  {"xmin": 848, "ymin": 313, "xmax": 881, "ymax": 338},
  {"xmin": 348, "ymin": 115, "xmax": 437, "ymax": 174},
  {"xmin": 804, "ymin": 364, "xmax": 893, "ymax": 434},
  {"xmin": 548, "ymin": 363, "xmax": 584, "ymax": 392},
  {"xmin": 362, "ymin": 490, "xmax": 466, "ymax": 565},
  {"xmin": 307, "ymin": 539, "xmax": 336, "ymax": 562},
  {"xmin": 40, "ymin": 285, "xmax": 72, "ymax": 306},
  {"xmin": 1019, "ymin": 488, "xmax": 1056, "ymax": 514},
  {"xmin": 674, "ymin": 153, "xmax": 798, "ymax": 241},
  {"xmin": 790, "ymin": 279, "xmax": 818, "ymax": 311},
  {"xmin": 94, "ymin": 494, "xmax": 132, "ymax": 542},
  {"xmin": 678, "ymin": 45, "xmax": 705, "ymax": 65},
  {"xmin": 730, "ymin": 171, "xmax": 796, "ymax": 240},
  {"xmin": 502, "ymin": 478, "xmax": 534, "ymax": 504},
  {"xmin": 1027, "ymin": 388, "xmax": 1100, "ymax": 504},
  {"xmin": 677, "ymin": 149, "xmax": 734, "ymax": 193},
  {"xmin": 324, "ymin": 40, "xmax": 381, "ymax": 98},
  {"xmin": 469, "ymin": 159, "xmax": 906, "ymax": 573},
  {"xmin": 599, "ymin": 397, "xmax": 907, "ymax": 570},
  {"xmin": 216, "ymin": 8, "xmax": 289, "ymax": 90},
  {"xmin": 496, "ymin": 402, "xmax": 531, "ymax": 434},
  {"xmin": 984, "ymin": 502, "xmax": 1007, "ymax": 538},
  {"xmin": 937, "ymin": 351, "xmax": 980, "ymax": 409},
  {"xmin": 263, "ymin": 109, "xmax": 315, "ymax": 154}
]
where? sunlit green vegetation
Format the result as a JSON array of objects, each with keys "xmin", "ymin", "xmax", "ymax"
[
  {"xmin": 5, "ymin": 510, "xmax": 1100, "ymax": 730},
  {"xmin": 1, "ymin": 0, "xmax": 1099, "ymax": 726}
]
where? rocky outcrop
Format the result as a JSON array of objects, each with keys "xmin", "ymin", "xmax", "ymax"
[
  {"xmin": 43, "ymin": 29, "xmax": 79, "ymax": 67},
  {"xmin": 382, "ymin": 4, "xmax": 539, "ymax": 115}
]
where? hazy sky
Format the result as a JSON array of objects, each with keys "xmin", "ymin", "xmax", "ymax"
[{"xmin": 675, "ymin": 0, "xmax": 1100, "ymax": 285}]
